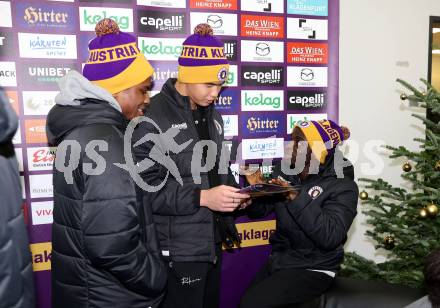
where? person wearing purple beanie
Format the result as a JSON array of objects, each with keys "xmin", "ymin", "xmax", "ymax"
[
  {"xmin": 132, "ymin": 24, "xmax": 250, "ymax": 308},
  {"xmin": 46, "ymin": 19, "xmax": 166, "ymax": 308}
]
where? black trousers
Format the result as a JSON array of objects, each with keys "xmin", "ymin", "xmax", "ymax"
[
  {"xmin": 160, "ymin": 245, "xmax": 222, "ymax": 308},
  {"xmin": 240, "ymin": 262, "xmax": 334, "ymax": 308}
]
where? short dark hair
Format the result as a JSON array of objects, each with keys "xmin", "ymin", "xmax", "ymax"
[{"xmin": 424, "ymin": 247, "xmax": 440, "ymax": 307}]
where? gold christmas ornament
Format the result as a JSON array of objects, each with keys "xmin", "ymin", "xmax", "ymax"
[
  {"xmin": 435, "ymin": 161, "xmax": 440, "ymax": 171},
  {"xmin": 420, "ymin": 208, "xmax": 428, "ymax": 218},
  {"xmin": 384, "ymin": 235, "xmax": 395, "ymax": 250},
  {"xmin": 402, "ymin": 162, "xmax": 412, "ymax": 172},
  {"xmin": 359, "ymin": 190, "xmax": 369, "ymax": 200},
  {"xmin": 400, "ymin": 93, "xmax": 408, "ymax": 100},
  {"xmin": 427, "ymin": 203, "xmax": 439, "ymax": 217}
]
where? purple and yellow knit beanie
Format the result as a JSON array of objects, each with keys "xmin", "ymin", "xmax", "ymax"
[
  {"xmin": 83, "ymin": 18, "xmax": 154, "ymax": 94},
  {"xmin": 294, "ymin": 119, "xmax": 350, "ymax": 164},
  {"xmin": 178, "ymin": 23, "xmax": 229, "ymax": 84}
]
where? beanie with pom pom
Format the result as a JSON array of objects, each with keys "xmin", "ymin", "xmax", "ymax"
[
  {"xmin": 83, "ymin": 18, "xmax": 154, "ymax": 94},
  {"xmin": 178, "ymin": 23, "xmax": 229, "ymax": 84},
  {"xmin": 293, "ymin": 119, "xmax": 350, "ymax": 164}
]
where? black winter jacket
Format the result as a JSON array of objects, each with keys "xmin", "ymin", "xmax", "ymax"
[
  {"xmin": 247, "ymin": 153, "xmax": 358, "ymax": 272},
  {"xmin": 46, "ymin": 96, "xmax": 167, "ymax": 308},
  {"xmin": 132, "ymin": 78, "xmax": 239, "ymax": 263},
  {"xmin": 0, "ymin": 89, "xmax": 35, "ymax": 308}
]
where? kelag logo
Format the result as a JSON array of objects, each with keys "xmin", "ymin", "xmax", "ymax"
[
  {"xmin": 20, "ymin": 63, "xmax": 75, "ymax": 86},
  {"xmin": 241, "ymin": 113, "xmax": 285, "ymax": 138},
  {"xmin": 241, "ymin": 137, "xmax": 284, "ymax": 160},
  {"xmin": 27, "ymin": 147, "xmax": 56, "ymax": 171},
  {"xmin": 214, "ymin": 88, "xmax": 239, "ymax": 113},
  {"xmin": 287, "ymin": 113, "xmax": 327, "ymax": 134},
  {"xmin": 222, "ymin": 115, "xmax": 238, "ymax": 137},
  {"xmin": 0, "ymin": 31, "xmax": 14, "ymax": 57},
  {"xmin": 241, "ymin": 0, "xmax": 284, "ymax": 14},
  {"xmin": 287, "ymin": 90, "xmax": 327, "ymax": 111},
  {"xmin": 287, "ymin": 42, "xmax": 328, "ymax": 64},
  {"xmin": 225, "ymin": 65, "xmax": 237, "ymax": 87},
  {"xmin": 79, "ymin": 7, "xmax": 134, "ymax": 32},
  {"xmin": 138, "ymin": 10, "xmax": 186, "ymax": 34},
  {"xmin": 288, "ymin": 0, "xmax": 328, "ymax": 16},
  {"xmin": 18, "ymin": 33, "xmax": 77, "ymax": 59},
  {"xmin": 137, "ymin": 0, "xmax": 187, "ymax": 8},
  {"xmin": 241, "ymin": 65, "xmax": 284, "ymax": 87},
  {"xmin": 0, "ymin": 1, "xmax": 12, "ymax": 27},
  {"xmin": 190, "ymin": 12, "xmax": 237, "ymax": 36},
  {"xmin": 15, "ymin": 2, "xmax": 76, "ymax": 31},
  {"xmin": 241, "ymin": 15, "xmax": 284, "ymax": 38},
  {"xmin": 190, "ymin": 0, "xmax": 237, "ymax": 10},
  {"xmin": 241, "ymin": 40, "xmax": 284, "ymax": 63},
  {"xmin": 222, "ymin": 39, "xmax": 237, "ymax": 62},
  {"xmin": 241, "ymin": 90, "xmax": 284, "ymax": 112},
  {"xmin": 151, "ymin": 62, "xmax": 178, "ymax": 90},
  {"xmin": 287, "ymin": 66, "xmax": 327, "ymax": 87},
  {"xmin": 138, "ymin": 37, "xmax": 184, "ymax": 61},
  {"xmin": 23, "ymin": 91, "xmax": 58, "ymax": 116},
  {"xmin": 0, "ymin": 61, "xmax": 17, "ymax": 87},
  {"xmin": 287, "ymin": 18, "xmax": 328, "ymax": 40}
]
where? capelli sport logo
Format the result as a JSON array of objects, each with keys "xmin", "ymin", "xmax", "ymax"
[
  {"xmin": 241, "ymin": 65, "xmax": 284, "ymax": 87},
  {"xmin": 138, "ymin": 10, "xmax": 186, "ymax": 34}
]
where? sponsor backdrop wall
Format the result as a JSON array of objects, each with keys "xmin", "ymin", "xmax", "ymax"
[{"xmin": 0, "ymin": 0, "xmax": 339, "ymax": 307}]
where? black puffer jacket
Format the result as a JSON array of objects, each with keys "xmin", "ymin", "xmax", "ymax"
[
  {"xmin": 248, "ymin": 153, "xmax": 358, "ymax": 272},
  {"xmin": 132, "ymin": 78, "xmax": 238, "ymax": 263},
  {"xmin": 46, "ymin": 72, "xmax": 167, "ymax": 308},
  {"xmin": 0, "ymin": 89, "xmax": 35, "ymax": 308}
]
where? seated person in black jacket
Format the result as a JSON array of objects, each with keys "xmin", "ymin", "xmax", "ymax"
[{"xmin": 240, "ymin": 119, "xmax": 358, "ymax": 308}]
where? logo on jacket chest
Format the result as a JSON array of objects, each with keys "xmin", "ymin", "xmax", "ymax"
[
  {"xmin": 308, "ymin": 185, "xmax": 323, "ymax": 199},
  {"xmin": 171, "ymin": 122, "xmax": 188, "ymax": 130}
]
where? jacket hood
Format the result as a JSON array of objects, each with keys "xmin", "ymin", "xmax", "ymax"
[
  {"xmin": 0, "ymin": 88, "xmax": 18, "ymax": 144},
  {"xmin": 46, "ymin": 70, "xmax": 126, "ymax": 146}
]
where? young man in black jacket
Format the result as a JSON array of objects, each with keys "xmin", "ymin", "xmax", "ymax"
[
  {"xmin": 240, "ymin": 120, "xmax": 358, "ymax": 308},
  {"xmin": 133, "ymin": 24, "xmax": 250, "ymax": 308},
  {"xmin": 46, "ymin": 19, "xmax": 166, "ymax": 308}
]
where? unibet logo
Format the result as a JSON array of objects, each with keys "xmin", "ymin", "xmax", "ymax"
[
  {"xmin": 244, "ymin": 92, "xmax": 280, "ymax": 108},
  {"xmin": 24, "ymin": 6, "xmax": 68, "ymax": 25},
  {"xmin": 247, "ymin": 117, "xmax": 279, "ymax": 132},
  {"xmin": 141, "ymin": 15, "xmax": 183, "ymax": 31},
  {"xmin": 243, "ymin": 69, "xmax": 281, "ymax": 84},
  {"xmin": 82, "ymin": 8, "xmax": 130, "ymax": 30}
]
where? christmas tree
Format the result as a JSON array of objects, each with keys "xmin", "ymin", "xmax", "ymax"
[{"xmin": 341, "ymin": 79, "xmax": 440, "ymax": 288}]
